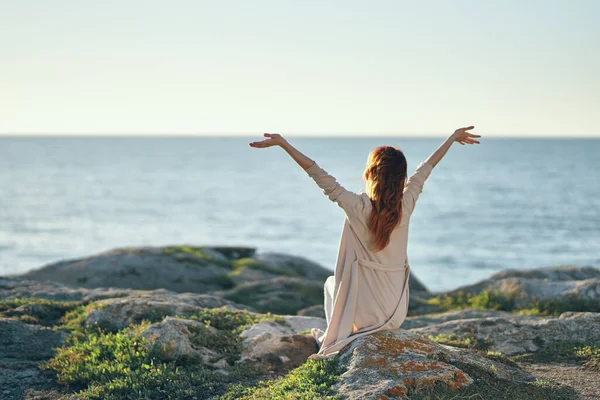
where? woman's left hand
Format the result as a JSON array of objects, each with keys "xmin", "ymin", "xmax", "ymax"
[{"xmin": 249, "ymin": 133, "xmax": 288, "ymax": 148}]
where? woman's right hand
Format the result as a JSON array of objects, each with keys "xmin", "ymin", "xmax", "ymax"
[
  {"xmin": 249, "ymin": 133, "xmax": 288, "ymax": 148},
  {"xmin": 452, "ymin": 126, "xmax": 481, "ymax": 145}
]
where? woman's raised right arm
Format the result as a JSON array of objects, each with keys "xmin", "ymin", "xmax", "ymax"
[
  {"xmin": 424, "ymin": 126, "xmax": 480, "ymax": 168},
  {"xmin": 403, "ymin": 126, "xmax": 480, "ymax": 212}
]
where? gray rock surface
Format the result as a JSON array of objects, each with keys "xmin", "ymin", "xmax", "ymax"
[
  {"xmin": 85, "ymin": 291, "xmax": 251, "ymax": 331},
  {"xmin": 15, "ymin": 246, "xmax": 242, "ymax": 293},
  {"xmin": 297, "ymin": 305, "xmax": 326, "ymax": 318},
  {"xmin": 217, "ymin": 277, "xmax": 325, "ymax": 315},
  {"xmin": 401, "ymin": 308, "xmax": 519, "ymax": 329},
  {"xmin": 412, "ymin": 312, "xmax": 600, "ymax": 355},
  {"xmin": 0, "ymin": 319, "xmax": 67, "ymax": 400},
  {"xmin": 140, "ymin": 317, "xmax": 223, "ymax": 365},
  {"xmin": 252, "ymin": 252, "xmax": 332, "ymax": 281},
  {"xmin": 334, "ymin": 329, "xmax": 535, "ymax": 400},
  {"xmin": 240, "ymin": 316, "xmax": 326, "ymax": 373},
  {"xmin": 446, "ymin": 266, "xmax": 600, "ymax": 310}
]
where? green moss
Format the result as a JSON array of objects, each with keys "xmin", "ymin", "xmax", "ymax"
[
  {"xmin": 230, "ymin": 258, "xmax": 296, "ymax": 278},
  {"xmin": 43, "ymin": 309, "xmax": 285, "ymax": 399},
  {"xmin": 426, "ymin": 286, "xmax": 600, "ymax": 316},
  {"xmin": 162, "ymin": 245, "xmax": 232, "ymax": 268},
  {"xmin": 0, "ymin": 297, "xmax": 83, "ymax": 327},
  {"xmin": 426, "ymin": 287, "xmax": 516, "ymax": 313},
  {"xmin": 427, "ymin": 333, "xmax": 490, "ymax": 350},
  {"xmin": 218, "ymin": 358, "xmax": 345, "ymax": 400},
  {"xmin": 183, "ymin": 309, "xmax": 285, "ymax": 364}
]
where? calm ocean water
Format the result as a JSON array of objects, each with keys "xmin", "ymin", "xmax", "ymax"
[{"xmin": 1, "ymin": 136, "xmax": 598, "ymax": 291}]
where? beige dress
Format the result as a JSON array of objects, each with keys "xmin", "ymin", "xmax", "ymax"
[{"xmin": 305, "ymin": 160, "xmax": 433, "ymax": 358}]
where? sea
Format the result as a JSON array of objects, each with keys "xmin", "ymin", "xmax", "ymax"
[{"xmin": 1, "ymin": 136, "xmax": 598, "ymax": 292}]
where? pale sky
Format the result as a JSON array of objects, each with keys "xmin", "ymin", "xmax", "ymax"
[{"xmin": 1, "ymin": 0, "xmax": 599, "ymax": 137}]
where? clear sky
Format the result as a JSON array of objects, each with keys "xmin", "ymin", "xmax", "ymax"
[{"xmin": 1, "ymin": 0, "xmax": 599, "ymax": 137}]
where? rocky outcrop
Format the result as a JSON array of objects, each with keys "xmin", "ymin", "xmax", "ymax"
[
  {"xmin": 412, "ymin": 311, "xmax": 600, "ymax": 355},
  {"xmin": 140, "ymin": 317, "xmax": 225, "ymax": 365},
  {"xmin": 240, "ymin": 316, "xmax": 327, "ymax": 373},
  {"xmin": 401, "ymin": 308, "xmax": 518, "ymax": 330},
  {"xmin": 333, "ymin": 329, "xmax": 535, "ymax": 399},
  {"xmin": 217, "ymin": 277, "xmax": 325, "ymax": 315},
  {"xmin": 15, "ymin": 246, "xmax": 241, "ymax": 293},
  {"xmin": 0, "ymin": 319, "xmax": 67, "ymax": 400},
  {"xmin": 84, "ymin": 291, "xmax": 251, "ymax": 332},
  {"xmin": 446, "ymin": 265, "xmax": 600, "ymax": 311}
]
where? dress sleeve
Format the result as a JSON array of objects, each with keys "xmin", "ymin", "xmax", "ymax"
[
  {"xmin": 403, "ymin": 161, "xmax": 433, "ymax": 214},
  {"xmin": 305, "ymin": 161, "xmax": 365, "ymax": 216}
]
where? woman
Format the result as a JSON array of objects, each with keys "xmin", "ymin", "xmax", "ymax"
[{"xmin": 249, "ymin": 127, "xmax": 481, "ymax": 359}]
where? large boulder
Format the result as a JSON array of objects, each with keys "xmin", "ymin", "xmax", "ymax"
[
  {"xmin": 445, "ymin": 266, "xmax": 600, "ymax": 312},
  {"xmin": 251, "ymin": 253, "xmax": 332, "ymax": 281},
  {"xmin": 15, "ymin": 246, "xmax": 252, "ymax": 293},
  {"xmin": 0, "ymin": 277, "xmax": 134, "ymax": 302},
  {"xmin": 140, "ymin": 317, "xmax": 225, "ymax": 366},
  {"xmin": 85, "ymin": 291, "xmax": 251, "ymax": 332},
  {"xmin": 412, "ymin": 312, "xmax": 600, "ymax": 355},
  {"xmin": 333, "ymin": 329, "xmax": 536, "ymax": 399},
  {"xmin": 240, "ymin": 316, "xmax": 326, "ymax": 373},
  {"xmin": 217, "ymin": 277, "xmax": 325, "ymax": 315}
]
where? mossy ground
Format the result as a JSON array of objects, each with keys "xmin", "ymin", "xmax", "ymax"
[
  {"xmin": 32, "ymin": 301, "xmax": 292, "ymax": 399},
  {"xmin": 0, "ymin": 298, "xmax": 84, "ymax": 327},
  {"xmin": 218, "ymin": 357, "xmax": 345, "ymax": 400}
]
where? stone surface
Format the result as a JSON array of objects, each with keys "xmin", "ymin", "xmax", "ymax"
[
  {"xmin": 15, "ymin": 246, "xmax": 242, "ymax": 293},
  {"xmin": 0, "ymin": 318, "xmax": 67, "ymax": 360},
  {"xmin": 297, "ymin": 305, "xmax": 326, "ymax": 318},
  {"xmin": 140, "ymin": 317, "xmax": 222, "ymax": 364},
  {"xmin": 412, "ymin": 312, "xmax": 600, "ymax": 355},
  {"xmin": 0, "ymin": 319, "xmax": 66, "ymax": 400},
  {"xmin": 85, "ymin": 291, "xmax": 251, "ymax": 332},
  {"xmin": 252, "ymin": 252, "xmax": 332, "ymax": 281},
  {"xmin": 401, "ymin": 308, "xmax": 520, "ymax": 330},
  {"xmin": 217, "ymin": 277, "xmax": 325, "ymax": 315},
  {"xmin": 239, "ymin": 316, "xmax": 326, "ymax": 373},
  {"xmin": 334, "ymin": 329, "xmax": 534, "ymax": 400},
  {"xmin": 446, "ymin": 266, "xmax": 600, "ymax": 310}
]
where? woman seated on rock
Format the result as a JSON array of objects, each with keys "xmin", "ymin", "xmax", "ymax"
[{"xmin": 249, "ymin": 127, "xmax": 481, "ymax": 359}]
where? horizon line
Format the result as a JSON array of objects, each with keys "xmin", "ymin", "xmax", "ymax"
[{"xmin": 0, "ymin": 133, "xmax": 599, "ymax": 139}]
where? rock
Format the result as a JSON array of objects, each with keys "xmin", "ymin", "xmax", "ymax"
[
  {"xmin": 0, "ymin": 277, "xmax": 135, "ymax": 302},
  {"xmin": 412, "ymin": 312, "xmax": 600, "ymax": 355},
  {"xmin": 140, "ymin": 317, "xmax": 223, "ymax": 364},
  {"xmin": 297, "ymin": 305, "xmax": 326, "ymax": 318},
  {"xmin": 490, "ymin": 265, "xmax": 600, "ymax": 281},
  {"xmin": 217, "ymin": 277, "xmax": 325, "ymax": 315},
  {"xmin": 85, "ymin": 292, "xmax": 251, "ymax": 332},
  {"xmin": 446, "ymin": 266, "xmax": 600, "ymax": 311},
  {"xmin": 401, "ymin": 308, "xmax": 520, "ymax": 329},
  {"xmin": 334, "ymin": 329, "xmax": 535, "ymax": 400},
  {"xmin": 408, "ymin": 273, "xmax": 430, "ymax": 294},
  {"xmin": 242, "ymin": 334, "xmax": 318, "ymax": 374},
  {"xmin": 252, "ymin": 252, "xmax": 332, "ymax": 281},
  {"xmin": 240, "ymin": 316, "xmax": 327, "ymax": 342},
  {"xmin": 0, "ymin": 318, "xmax": 67, "ymax": 360},
  {"xmin": 239, "ymin": 316, "xmax": 326, "ymax": 373},
  {"xmin": 15, "ymin": 246, "xmax": 243, "ymax": 293}
]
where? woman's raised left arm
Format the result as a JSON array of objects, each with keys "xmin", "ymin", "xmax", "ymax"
[
  {"xmin": 249, "ymin": 133, "xmax": 364, "ymax": 214},
  {"xmin": 249, "ymin": 133, "xmax": 314, "ymax": 170}
]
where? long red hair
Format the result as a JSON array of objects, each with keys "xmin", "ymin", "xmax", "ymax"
[{"xmin": 363, "ymin": 146, "xmax": 408, "ymax": 252}]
